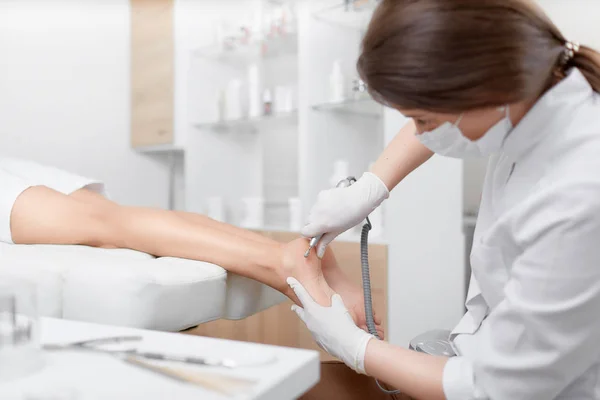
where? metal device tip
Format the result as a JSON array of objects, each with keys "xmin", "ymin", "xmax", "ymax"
[{"xmin": 304, "ymin": 249, "xmax": 311, "ymax": 258}]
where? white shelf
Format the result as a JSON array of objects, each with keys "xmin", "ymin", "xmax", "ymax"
[
  {"xmin": 192, "ymin": 32, "xmax": 298, "ymax": 66},
  {"xmin": 313, "ymin": 0, "xmax": 381, "ymax": 30},
  {"xmin": 312, "ymin": 97, "xmax": 382, "ymax": 118},
  {"xmin": 133, "ymin": 144, "xmax": 185, "ymax": 155},
  {"xmin": 194, "ymin": 110, "xmax": 298, "ymax": 133}
]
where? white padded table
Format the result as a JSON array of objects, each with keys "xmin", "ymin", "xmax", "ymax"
[
  {"xmin": 0, "ymin": 317, "xmax": 320, "ymax": 400},
  {"xmin": 0, "ymin": 243, "xmax": 286, "ymax": 331}
]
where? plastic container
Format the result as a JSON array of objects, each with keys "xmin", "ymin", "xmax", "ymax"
[
  {"xmin": 240, "ymin": 197, "xmax": 265, "ymax": 229},
  {"xmin": 0, "ymin": 277, "xmax": 45, "ymax": 382},
  {"xmin": 248, "ymin": 64, "xmax": 261, "ymax": 118}
]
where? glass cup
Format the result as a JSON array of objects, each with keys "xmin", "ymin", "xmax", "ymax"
[{"xmin": 0, "ymin": 276, "xmax": 45, "ymax": 382}]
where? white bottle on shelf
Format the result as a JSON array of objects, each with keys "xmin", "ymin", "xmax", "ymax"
[
  {"xmin": 275, "ymin": 86, "xmax": 294, "ymax": 113},
  {"xmin": 263, "ymin": 88, "xmax": 273, "ymax": 116},
  {"xmin": 207, "ymin": 197, "xmax": 226, "ymax": 222},
  {"xmin": 329, "ymin": 60, "xmax": 345, "ymax": 104},
  {"xmin": 206, "ymin": 87, "xmax": 221, "ymax": 124},
  {"xmin": 241, "ymin": 197, "xmax": 265, "ymax": 229},
  {"xmin": 226, "ymin": 79, "xmax": 243, "ymax": 121},
  {"xmin": 248, "ymin": 63, "xmax": 261, "ymax": 118},
  {"xmin": 288, "ymin": 197, "xmax": 303, "ymax": 232}
]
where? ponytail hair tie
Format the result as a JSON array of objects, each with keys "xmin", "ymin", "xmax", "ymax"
[{"xmin": 562, "ymin": 40, "xmax": 580, "ymax": 66}]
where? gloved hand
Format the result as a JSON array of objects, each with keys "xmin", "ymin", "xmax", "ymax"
[
  {"xmin": 287, "ymin": 277, "xmax": 375, "ymax": 374},
  {"xmin": 302, "ymin": 172, "xmax": 389, "ymax": 258}
]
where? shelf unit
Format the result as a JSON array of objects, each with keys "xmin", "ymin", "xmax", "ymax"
[
  {"xmin": 186, "ymin": 0, "xmax": 300, "ymax": 232},
  {"xmin": 184, "ymin": 0, "xmax": 388, "ymax": 235},
  {"xmin": 194, "ymin": 110, "xmax": 298, "ymax": 134},
  {"xmin": 312, "ymin": 97, "xmax": 381, "ymax": 118},
  {"xmin": 178, "ymin": 0, "xmax": 465, "ymax": 351},
  {"xmin": 192, "ymin": 32, "xmax": 298, "ymax": 65}
]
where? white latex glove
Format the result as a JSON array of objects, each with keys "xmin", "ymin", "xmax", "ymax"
[
  {"xmin": 302, "ymin": 172, "xmax": 389, "ymax": 258},
  {"xmin": 287, "ymin": 277, "xmax": 375, "ymax": 374}
]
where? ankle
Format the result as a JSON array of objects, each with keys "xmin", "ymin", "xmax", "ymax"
[{"xmin": 280, "ymin": 238, "xmax": 334, "ymax": 307}]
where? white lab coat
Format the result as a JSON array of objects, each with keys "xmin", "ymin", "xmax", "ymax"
[{"xmin": 442, "ymin": 68, "xmax": 600, "ymax": 399}]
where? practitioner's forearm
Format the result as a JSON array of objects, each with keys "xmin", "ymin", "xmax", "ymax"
[
  {"xmin": 370, "ymin": 120, "xmax": 433, "ymax": 191},
  {"xmin": 364, "ymin": 339, "xmax": 447, "ymax": 400}
]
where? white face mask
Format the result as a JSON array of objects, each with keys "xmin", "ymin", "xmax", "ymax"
[{"xmin": 415, "ymin": 106, "xmax": 513, "ymax": 158}]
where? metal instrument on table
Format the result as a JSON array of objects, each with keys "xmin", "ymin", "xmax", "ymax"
[
  {"xmin": 44, "ymin": 335, "xmax": 257, "ymax": 396},
  {"xmin": 43, "ymin": 336, "xmax": 239, "ymax": 368}
]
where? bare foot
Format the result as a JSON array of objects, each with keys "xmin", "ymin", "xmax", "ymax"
[
  {"xmin": 321, "ymin": 249, "xmax": 385, "ymax": 339},
  {"xmin": 281, "ymin": 238, "xmax": 336, "ymax": 307}
]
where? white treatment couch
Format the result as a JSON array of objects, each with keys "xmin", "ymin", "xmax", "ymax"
[{"xmin": 0, "ymin": 243, "xmax": 286, "ymax": 331}]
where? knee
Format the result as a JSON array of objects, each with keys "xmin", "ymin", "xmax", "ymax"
[
  {"xmin": 10, "ymin": 186, "xmax": 124, "ymax": 247},
  {"xmin": 80, "ymin": 202, "xmax": 125, "ymax": 248}
]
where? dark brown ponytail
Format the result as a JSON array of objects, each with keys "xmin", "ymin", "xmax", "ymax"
[
  {"xmin": 570, "ymin": 46, "xmax": 600, "ymax": 92},
  {"xmin": 358, "ymin": 0, "xmax": 600, "ymax": 114}
]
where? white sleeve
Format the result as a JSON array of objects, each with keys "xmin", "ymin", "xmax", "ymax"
[
  {"xmin": 442, "ymin": 183, "xmax": 600, "ymax": 400},
  {"xmin": 443, "ymin": 357, "xmax": 482, "ymax": 399}
]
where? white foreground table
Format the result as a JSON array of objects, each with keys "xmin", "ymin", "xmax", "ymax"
[{"xmin": 0, "ymin": 318, "xmax": 320, "ymax": 400}]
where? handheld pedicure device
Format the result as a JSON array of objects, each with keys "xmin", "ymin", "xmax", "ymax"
[{"xmin": 304, "ymin": 235, "xmax": 322, "ymax": 258}]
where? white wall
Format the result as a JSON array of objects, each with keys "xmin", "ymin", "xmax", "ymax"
[
  {"xmin": 0, "ymin": 0, "xmax": 170, "ymax": 207},
  {"xmin": 384, "ymin": 111, "xmax": 466, "ymax": 347},
  {"xmin": 539, "ymin": 0, "xmax": 600, "ymax": 49}
]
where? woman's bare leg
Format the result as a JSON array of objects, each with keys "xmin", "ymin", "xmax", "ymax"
[
  {"xmin": 11, "ymin": 186, "xmax": 335, "ymax": 306},
  {"xmin": 69, "ymin": 188, "xmax": 383, "ymax": 334},
  {"xmin": 69, "ymin": 189, "xmax": 278, "ymax": 246}
]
